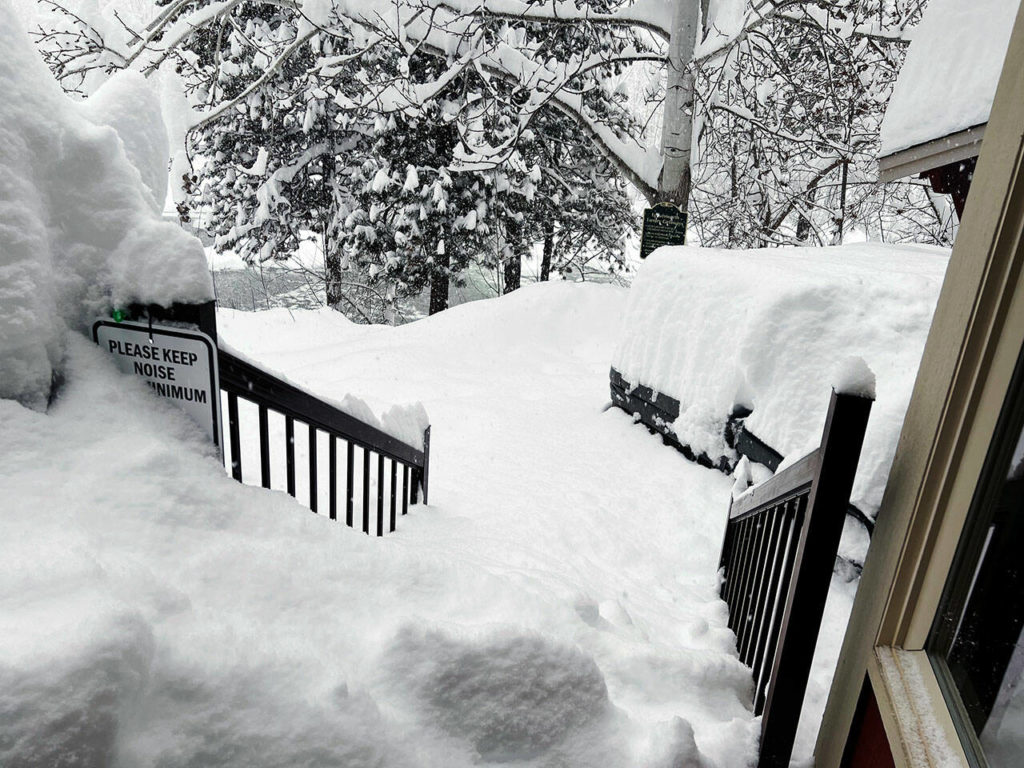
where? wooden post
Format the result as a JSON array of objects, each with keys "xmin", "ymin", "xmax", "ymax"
[
  {"xmin": 421, "ymin": 425, "xmax": 431, "ymax": 505},
  {"xmin": 757, "ymin": 390, "xmax": 873, "ymax": 768}
]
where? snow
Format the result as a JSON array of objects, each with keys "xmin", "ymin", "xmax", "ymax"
[
  {"xmin": 79, "ymin": 70, "xmax": 172, "ymax": 213},
  {"xmin": 832, "ymin": 356, "xmax": 876, "ymax": 400},
  {"xmin": 878, "ymin": 0, "xmax": 1019, "ymax": 156},
  {"xmin": 698, "ymin": 0, "xmax": 748, "ymax": 56},
  {"xmin": 2, "ymin": 283, "xmax": 769, "ymax": 767},
  {"xmin": 206, "ymin": 234, "xmax": 325, "ymax": 271},
  {"xmin": 0, "ymin": 8, "xmax": 211, "ymax": 409},
  {"xmin": 371, "ymin": 167, "xmax": 392, "ymax": 192},
  {"xmin": 611, "ymin": 243, "xmax": 949, "ymax": 526},
  {"xmin": 219, "ymin": 328, "xmax": 429, "ymax": 450}
]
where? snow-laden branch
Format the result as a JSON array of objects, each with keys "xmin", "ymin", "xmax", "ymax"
[
  {"xmin": 695, "ymin": 0, "xmax": 909, "ymax": 67},
  {"xmin": 125, "ymin": 0, "xmax": 665, "ymax": 197},
  {"xmin": 432, "ymin": 0, "xmax": 671, "ymax": 41}
]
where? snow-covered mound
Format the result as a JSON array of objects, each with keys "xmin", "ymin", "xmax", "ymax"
[
  {"xmin": 219, "ymin": 333, "xmax": 430, "ymax": 451},
  {"xmin": 0, "ymin": 9, "xmax": 210, "ymax": 409},
  {"xmin": 1, "ymin": 283, "xmax": 762, "ymax": 767},
  {"xmin": 612, "ymin": 243, "xmax": 949, "ymax": 518}
]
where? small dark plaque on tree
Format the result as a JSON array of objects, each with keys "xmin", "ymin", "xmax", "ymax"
[{"xmin": 640, "ymin": 203, "xmax": 687, "ymax": 259}]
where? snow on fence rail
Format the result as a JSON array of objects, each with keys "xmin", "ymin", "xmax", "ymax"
[
  {"xmin": 719, "ymin": 388, "xmax": 871, "ymax": 768},
  {"xmin": 218, "ymin": 349, "xmax": 430, "ymax": 536}
]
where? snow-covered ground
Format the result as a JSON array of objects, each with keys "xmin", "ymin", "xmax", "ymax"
[{"xmin": 3, "ymin": 282, "xmax": 785, "ymax": 767}]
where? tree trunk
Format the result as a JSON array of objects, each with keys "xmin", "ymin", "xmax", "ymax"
[
  {"xmin": 833, "ymin": 160, "xmax": 849, "ymax": 245},
  {"xmin": 540, "ymin": 229, "xmax": 554, "ymax": 282},
  {"xmin": 658, "ymin": 0, "xmax": 701, "ymax": 210},
  {"xmin": 325, "ymin": 232, "xmax": 343, "ymax": 307},
  {"xmin": 795, "ymin": 186, "xmax": 817, "ymax": 243},
  {"xmin": 503, "ymin": 253, "xmax": 521, "ymax": 294},
  {"xmin": 429, "ymin": 247, "xmax": 450, "ymax": 315}
]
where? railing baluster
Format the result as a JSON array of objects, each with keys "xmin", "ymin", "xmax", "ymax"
[
  {"xmin": 309, "ymin": 426, "xmax": 318, "ymax": 514},
  {"xmin": 227, "ymin": 392, "xmax": 242, "ymax": 481},
  {"xmin": 376, "ymin": 453, "xmax": 385, "ymax": 537},
  {"xmin": 329, "ymin": 435, "xmax": 337, "ymax": 521},
  {"xmin": 728, "ymin": 518, "xmax": 756, "ymax": 628},
  {"xmin": 754, "ymin": 497, "xmax": 804, "ymax": 714},
  {"xmin": 725, "ymin": 518, "xmax": 746, "ymax": 626},
  {"xmin": 346, "ymin": 441, "xmax": 354, "ymax": 527},
  {"xmin": 410, "ymin": 466, "xmax": 420, "ymax": 505},
  {"xmin": 744, "ymin": 503, "xmax": 786, "ymax": 667},
  {"xmin": 258, "ymin": 404, "xmax": 271, "ymax": 489},
  {"xmin": 285, "ymin": 416, "xmax": 296, "ymax": 497},
  {"xmin": 736, "ymin": 513, "xmax": 770, "ymax": 649},
  {"xmin": 740, "ymin": 506, "xmax": 779, "ymax": 662},
  {"xmin": 390, "ymin": 460, "xmax": 397, "ymax": 533},
  {"xmin": 362, "ymin": 447, "xmax": 370, "ymax": 534},
  {"xmin": 723, "ymin": 518, "xmax": 742, "ymax": 614},
  {"xmin": 725, "ymin": 520, "xmax": 744, "ymax": 606},
  {"xmin": 402, "ymin": 465, "xmax": 410, "ymax": 516}
]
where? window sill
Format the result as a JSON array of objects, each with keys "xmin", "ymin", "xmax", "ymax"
[{"xmin": 869, "ymin": 647, "xmax": 970, "ymax": 768}]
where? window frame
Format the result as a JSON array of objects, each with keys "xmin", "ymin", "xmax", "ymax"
[
  {"xmin": 926, "ymin": 340, "xmax": 1024, "ymax": 766},
  {"xmin": 812, "ymin": 5, "xmax": 1024, "ymax": 764}
]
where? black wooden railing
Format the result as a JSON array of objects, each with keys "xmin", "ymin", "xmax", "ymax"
[
  {"xmin": 719, "ymin": 389, "xmax": 872, "ymax": 768},
  {"xmin": 218, "ymin": 348, "xmax": 430, "ymax": 535}
]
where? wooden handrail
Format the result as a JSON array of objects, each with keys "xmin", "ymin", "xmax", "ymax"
[{"xmin": 719, "ymin": 389, "xmax": 873, "ymax": 768}]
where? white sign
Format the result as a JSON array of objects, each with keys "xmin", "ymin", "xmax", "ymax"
[{"xmin": 93, "ymin": 319, "xmax": 222, "ymax": 450}]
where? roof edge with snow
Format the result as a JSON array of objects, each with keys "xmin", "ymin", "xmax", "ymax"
[{"xmin": 878, "ymin": 123, "xmax": 986, "ymax": 182}]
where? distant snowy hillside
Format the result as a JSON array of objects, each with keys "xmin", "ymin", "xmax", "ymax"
[{"xmin": 0, "ymin": 7, "xmax": 210, "ymax": 409}]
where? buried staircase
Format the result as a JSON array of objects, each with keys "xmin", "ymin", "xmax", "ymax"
[
  {"xmin": 113, "ymin": 300, "xmax": 430, "ymax": 536},
  {"xmin": 613, "ymin": 375, "xmax": 873, "ymax": 768}
]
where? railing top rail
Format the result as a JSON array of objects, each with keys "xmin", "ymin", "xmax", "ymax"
[
  {"xmin": 730, "ymin": 450, "xmax": 819, "ymax": 520},
  {"xmin": 218, "ymin": 348, "xmax": 425, "ymax": 468}
]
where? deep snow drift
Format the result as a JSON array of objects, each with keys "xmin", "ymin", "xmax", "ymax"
[
  {"xmin": 0, "ymin": 7, "xmax": 210, "ymax": 409},
  {"xmin": 611, "ymin": 243, "xmax": 949, "ymax": 530},
  {"xmin": 2, "ymin": 283, "xmax": 771, "ymax": 767}
]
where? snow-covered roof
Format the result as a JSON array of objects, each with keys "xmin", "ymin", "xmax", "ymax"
[{"xmin": 878, "ymin": 0, "xmax": 1020, "ymax": 167}]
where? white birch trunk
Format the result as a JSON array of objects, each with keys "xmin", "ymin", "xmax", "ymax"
[{"xmin": 659, "ymin": 0, "xmax": 701, "ymax": 209}]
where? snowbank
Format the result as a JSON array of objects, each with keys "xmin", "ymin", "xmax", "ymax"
[
  {"xmin": 0, "ymin": 9, "xmax": 211, "ymax": 409},
  {"xmin": 2, "ymin": 283, "xmax": 760, "ymax": 767},
  {"xmin": 611, "ymin": 243, "xmax": 949, "ymax": 519},
  {"xmin": 879, "ymin": 0, "xmax": 1018, "ymax": 155},
  {"xmin": 220, "ymin": 334, "xmax": 430, "ymax": 450}
]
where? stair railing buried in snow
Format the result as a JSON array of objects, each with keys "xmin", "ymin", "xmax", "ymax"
[
  {"xmin": 718, "ymin": 389, "xmax": 872, "ymax": 768},
  {"xmin": 119, "ymin": 301, "xmax": 430, "ymax": 536},
  {"xmin": 218, "ymin": 350, "xmax": 430, "ymax": 536}
]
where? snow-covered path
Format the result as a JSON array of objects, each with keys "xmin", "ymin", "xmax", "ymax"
[
  {"xmin": 222, "ymin": 283, "xmax": 754, "ymax": 725},
  {"xmin": 218, "ymin": 283, "xmax": 758, "ymax": 761},
  {"xmin": 2, "ymin": 282, "xmax": 759, "ymax": 767}
]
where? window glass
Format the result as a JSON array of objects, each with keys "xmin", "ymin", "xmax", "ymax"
[{"xmin": 929, "ymin": 364, "xmax": 1024, "ymax": 767}]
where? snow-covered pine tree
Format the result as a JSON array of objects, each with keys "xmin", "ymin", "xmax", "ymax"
[
  {"xmin": 32, "ymin": 0, "xmax": 655, "ymax": 315},
  {"xmin": 180, "ymin": 3, "xmax": 374, "ymax": 311},
  {"xmin": 514, "ymin": 108, "xmax": 636, "ymax": 284},
  {"xmin": 341, "ymin": 101, "xmax": 495, "ymax": 318}
]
